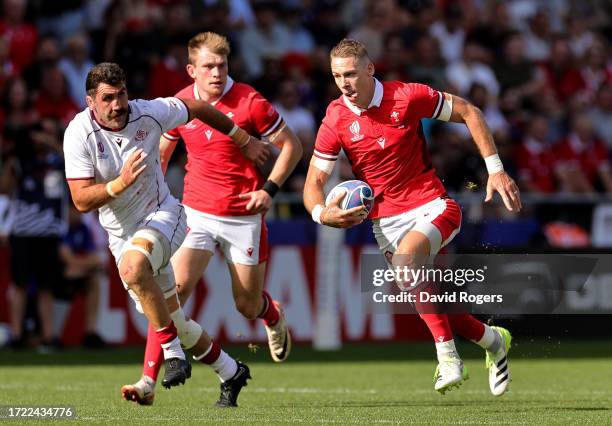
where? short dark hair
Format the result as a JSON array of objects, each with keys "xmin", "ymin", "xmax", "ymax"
[{"xmin": 86, "ymin": 62, "xmax": 126, "ymax": 96}]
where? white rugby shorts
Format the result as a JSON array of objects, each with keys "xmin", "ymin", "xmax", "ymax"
[
  {"xmin": 108, "ymin": 196, "xmax": 186, "ymax": 311},
  {"xmin": 373, "ymin": 197, "xmax": 462, "ymax": 257},
  {"xmin": 181, "ymin": 205, "xmax": 269, "ymax": 266}
]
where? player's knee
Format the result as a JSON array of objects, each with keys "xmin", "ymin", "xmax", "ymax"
[
  {"xmin": 119, "ymin": 255, "xmax": 151, "ymax": 289},
  {"xmin": 391, "ymin": 253, "xmax": 423, "ymax": 290},
  {"xmin": 234, "ymin": 295, "xmax": 260, "ymax": 320}
]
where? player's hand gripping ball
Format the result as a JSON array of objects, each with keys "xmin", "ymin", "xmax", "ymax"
[{"xmin": 325, "ymin": 180, "xmax": 375, "ymax": 217}]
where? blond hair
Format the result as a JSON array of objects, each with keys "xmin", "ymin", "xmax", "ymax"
[
  {"xmin": 330, "ymin": 39, "xmax": 371, "ymax": 62},
  {"xmin": 188, "ymin": 32, "xmax": 231, "ymax": 64}
]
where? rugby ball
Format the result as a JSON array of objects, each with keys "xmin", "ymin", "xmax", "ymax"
[{"xmin": 325, "ymin": 180, "xmax": 375, "ymax": 214}]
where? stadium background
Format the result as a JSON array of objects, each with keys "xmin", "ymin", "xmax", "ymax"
[{"xmin": 0, "ymin": 0, "xmax": 611, "ymax": 349}]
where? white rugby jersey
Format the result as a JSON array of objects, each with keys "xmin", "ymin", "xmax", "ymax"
[{"xmin": 63, "ymin": 97, "xmax": 188, "ymax": 237}]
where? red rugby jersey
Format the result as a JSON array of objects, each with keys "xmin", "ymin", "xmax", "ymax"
[
  {"xmin": 164, "ymin": 78, "xmax": 282, "ymax": 215},
  {"xmin": 314, "ymin": 79, "xmax": 448, "ymax": 219}
]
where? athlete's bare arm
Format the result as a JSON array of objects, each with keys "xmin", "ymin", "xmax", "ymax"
[
  {"xmin": 68, "ymin": 148, "xmax": 147, "ymax": 212},
  {"xmin": 448, "ymin": 94, "xmax": 522, "ymax": 212},
  {"xmin": 159, "ymin": 135, "xmax": 177, "ymax": 175},
  {"xmin": 239, "ymin": 123, "xmax": 303, "ymax": 213},
  {"xmin": 303, "ymin": 162, "xmax": 365, "ymax": 228}
]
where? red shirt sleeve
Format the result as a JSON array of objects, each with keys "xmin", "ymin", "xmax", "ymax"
[
  {"xmin": 249, "ymin": 91, "xmax": 281, "ymax": 137},
  {"xmin": 164, "ymin": 126, "xmax": 181, "ymax": 140},
  {"xmin": 402, "ymin": 82, "xmax": 445, "ymax": 120},
  {"xmin": 314, "ymin": 115, "xmax": 341, "ymax": 159}
]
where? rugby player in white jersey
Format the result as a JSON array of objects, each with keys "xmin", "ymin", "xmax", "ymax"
[{"xmin": 63, "ymin": 62, "xmax": 266, "ymax": 406}]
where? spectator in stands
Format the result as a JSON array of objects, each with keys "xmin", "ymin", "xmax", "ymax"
[
  {"xmin": 195, "ymin": 0, "xmax": 254, "ymax": 31},
  {"xmin": 580, "ymin": 40, "xmax": 612, "ymax": 101},
  {"xmin": 0, "ymin": 0, "xmax": 38, "ymax": 73},
  {"xmin": 429, "ymin": 3, "xmax": 466, "ymax": 64},
  {"xmin": 469, "ymin": 1, "xmax": 517, "ymax": 58},
  {"xmin": 239, "ymin": 1, "xmax": 290, "ymax": 81},
  {"xmin": 309, "ymin": 1, "xmax": 347, "ymax": 51},
  {"xmin": 58, "ymin": 204, "xmax": 106, "ymax": 348},
  {"xmin": 22, "ymin": 36, "xmax": 61, "ymax": 95},
  {"xmin": 148, "ymin": 35, "xmax": 192, "ymax": 99},
  {"xmin": 493, "ymin": 32, "xmax": 544, "ymax": 108},
  {"xmin": 0, "ymin": 77, "xmax": 37, "ymax": 134},
  {"xmin": 34, "ymin": 65, "xmax": 79, "ymax": 128},
  {"xmin": 408, "ymin": 34, "xmax": 447, "ymax": 90},
  {"xmin": 515, "ymin": 115, "xmax": 557, "ymax": 193},
  {"xmin": 0, "ymin": 35, "xmax": 15, "ymax": 93},
  {"xmin": 587, "ymin": 84, "xmax": 612, "ymax": 149},
  {"xmin": 0, "ymin": 119, "xmax": 67, "ymax": 351},
  {"xmin": 554, "ymin": 113, "xmax": 612, "ymax": 193},
  {"xmin": 445, "ymin": 40, "xmax": 500, "ymax": 99},
  {"xmin": 274, "ymin": 79, "xmax": 316, "ymax": 194},
  {"xmin": 522, "ymin": 9, "xmax": 551, "ymax": 62},
  {"xmin": 283, "ymin": 6, "xmax": 315, "ymax": 55},
  {"xmin": 347, "ymin": 0, "xmax": 394, "ymax": 62},
  {"xmin": 566, "ymin": 14, "xmax": 597, "ymax": 60},
  {"xmin": 539, "ymin": 36, "xmax": 586, "ymax": 104},
  {"xmin": 376, "ymin": 32, "xmax": 411, "ymax": 82},
  {"xmin": 58, "ymin": 32, "xmax": 94, "ymax": 109},
  {"xmin": 35, "ymin": 0, "xmax": 85, "ymax": 44}
]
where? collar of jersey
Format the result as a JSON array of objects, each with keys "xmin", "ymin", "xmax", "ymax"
[
  {"xmin": 193, "ymin": 76, "xmax": 234, "ymax": 105},
  {"xmin": 342, "ymin": 78, "xmax": 383, "ymax": 116},
  {"xmin": 90, "ymin": 105, "xmax": 132, "ymax": 132}
]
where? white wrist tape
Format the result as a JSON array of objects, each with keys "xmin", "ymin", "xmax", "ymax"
[
  {"xmin": 106, "ymin": 181, "xmax": 118, "ymax": 198},
  {"xmin": 484, "ymin": 154, "xmax": 504, "ymax": 174},
  {"xmin": 311, "ymin": 204, "xmax": 324, "ymax": 224}
]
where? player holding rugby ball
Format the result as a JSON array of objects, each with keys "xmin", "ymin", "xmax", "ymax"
[{"xmin": 303, "ymin": 39, "xmax": 521, "ymax": 396}]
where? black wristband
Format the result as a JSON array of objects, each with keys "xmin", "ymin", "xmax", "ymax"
[{"xmin": 262, "ymin": 180, "xmax": 279, "ymax": 197}]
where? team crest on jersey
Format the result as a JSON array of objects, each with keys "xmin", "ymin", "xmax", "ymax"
[
  {"xmin": 205, "ymin": 129, "xmax": 213, "ymax": 140},
  {"xmin": 390, "ymin": 111, "xmax": 400, "ymax": 122},
  {"xmin": 349, "ymin": 120, "xmax": 363, "ymax": 142},
  {"xmin": 226, "ymin": 112, "xmax": 235, "ymax": 119},
  {"xmin": 185, "ymin": 120, "xmax": 197, "ymax": 130},
  {"xmin": 135, "ymin": 129, "xmax": 147, "ymax": 141}
]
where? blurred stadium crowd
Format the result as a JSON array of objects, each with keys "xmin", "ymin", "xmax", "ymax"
[{"xmin": 0, "ymin": 0, "xmax": 610, "ymax": 349}]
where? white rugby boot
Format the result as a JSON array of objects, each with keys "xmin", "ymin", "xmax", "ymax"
[
  {"xmin": 486, "ymin": 326, "xmax": 512, "ymax": 396},
  {"xmin": 434, "ymin": 356, "xmax": 469, "ymax": 394}
]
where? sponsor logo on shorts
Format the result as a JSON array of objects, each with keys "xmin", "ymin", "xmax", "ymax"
[{"xmin": 247, "ymin": 247, "xmax": 254, "ymax": 257}]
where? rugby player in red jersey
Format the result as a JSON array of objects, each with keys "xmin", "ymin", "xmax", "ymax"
[
  {"xmin": 122, "ymin": 32, "xmax": 302, "ymax": 406},
  {"xmin": 304, "ymin": 39, "xmax": 521, "ymax": 396}
]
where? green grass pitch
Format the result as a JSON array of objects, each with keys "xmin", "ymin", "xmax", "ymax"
[{"xmin": 1, "ymin": 340, "xmax": 611, "ymax": 424}]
